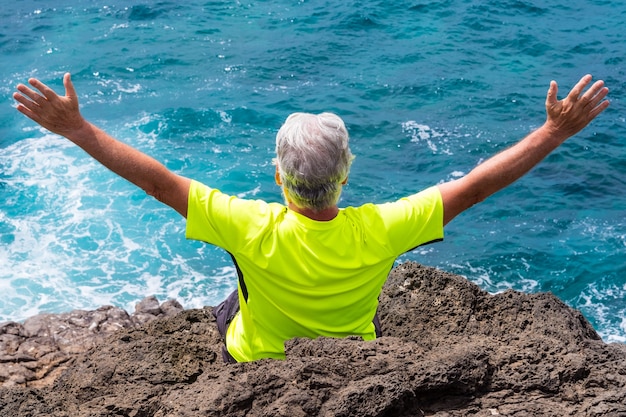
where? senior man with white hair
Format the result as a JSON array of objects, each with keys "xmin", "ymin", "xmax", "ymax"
[{"xmin": 13, "ymin": 73, "xmax": 609, "ymax": 363}]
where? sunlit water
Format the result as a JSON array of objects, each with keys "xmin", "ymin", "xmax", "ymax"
[{"xmin": 1, "ymin": 0, "xmax": 624, "ymax": 342}]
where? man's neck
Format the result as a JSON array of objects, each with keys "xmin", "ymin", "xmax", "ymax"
[{"xmin": 288, "ymin": 203, "xmax": 339, "ymax": 221}]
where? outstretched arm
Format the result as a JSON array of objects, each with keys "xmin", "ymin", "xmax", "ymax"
[
  {"xmin": 13, "ymin": 73, "xmax": 190, "ymax": 218},
  {"xmin": 438, "ymin": 74, "xmax": 610, "ymax": 225}
]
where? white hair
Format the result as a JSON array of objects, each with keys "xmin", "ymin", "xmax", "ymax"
[{"xmin": 275, "ymin": 112, "xmax": 354, "ymax": 211}]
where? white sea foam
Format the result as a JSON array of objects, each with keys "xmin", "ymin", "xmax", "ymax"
[
  {"xmin": 444, "ymin": 261, "xmax": 540, "ymax": 295},
  {"xmin": 0, "ymin": 133, "xmax": 235, "ymax": 322},
  {"xmin": 617, "ymin": 317, "xmax": 626, "ymax": 343},
  {"xmin": 237, "ymin": 185, "xmax": 262, "ymax": 198},
  {"xmin": 577, "ymin": 279, "xmax": 626, "ymax": 344},
  {"xmin": 402, "ymin": 121, "xmax": 450, "ymax": 154}
]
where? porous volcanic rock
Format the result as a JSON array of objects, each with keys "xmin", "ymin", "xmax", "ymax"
[
  {"xmin": 0, "ymin": 296, "xmax": 184, "ymax": 388},
  {"xmin": 1, "ymin": 262, "xmax": 624, "ymax": 416}
]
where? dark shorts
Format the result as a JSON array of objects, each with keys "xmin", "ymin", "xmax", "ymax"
[
  {"xmin": 212, "ymin": 289, "xmax": 241, "ymax": 364},
  {"xmin": 213, "ymin": 289, "xmax": 383, "ymax": 364}
]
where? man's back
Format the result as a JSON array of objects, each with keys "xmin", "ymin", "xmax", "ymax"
[{"xmin": 186, "ymin": 180, "xmax": 444, "ymax": 361}]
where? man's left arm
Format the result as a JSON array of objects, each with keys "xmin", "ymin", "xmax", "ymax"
[
  {"xmin": 438, "ymin": 74, "xmax": 610, "ymax": 226},
  {"xmin": 13, "ymin": 73, "xmax": 191, "ymax": 218}
]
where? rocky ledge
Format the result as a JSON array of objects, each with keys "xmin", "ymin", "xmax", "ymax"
[{"xmin": 1, "ymin": 262, "xmax": 625, "ymax": 416}]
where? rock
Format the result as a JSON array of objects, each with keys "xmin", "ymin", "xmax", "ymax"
[
  {"xmin": 0, "ymin": 296, "xmax": 183, "ymax": 388},
  {"xmin": 134, "ymin": 295, "xmax": 162, "ymax": 316},
  {"xmin": 0, "ymin": 262, "xmax": 624, "ymax": 416}
]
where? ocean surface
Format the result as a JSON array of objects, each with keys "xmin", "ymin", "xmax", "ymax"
[{"xmin": 1, "ymin": 0, "xmax": 624, "ymax": 342}]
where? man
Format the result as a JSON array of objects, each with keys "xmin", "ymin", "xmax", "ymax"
[{"xmin": 13, "ymin": 73, "xmax": 609, "ymax": 363}]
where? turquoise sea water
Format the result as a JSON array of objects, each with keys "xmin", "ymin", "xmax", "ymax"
[{"xmin": 0, "ymin": 0, "xmax": 624, "ymax": 342}]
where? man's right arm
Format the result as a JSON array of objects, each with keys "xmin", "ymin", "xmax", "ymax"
[
  {"xmin": 438, "ymin": 74, "xmax": 610, "ymax": 226},
  {"xmin": 13, "ymin": 73, "xmax": 190, "ymax": 218}
]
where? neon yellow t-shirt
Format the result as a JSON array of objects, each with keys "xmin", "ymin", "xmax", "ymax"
[{"xmin": 186, "ymin": 180, "xmax": 444, "ymax": 362}]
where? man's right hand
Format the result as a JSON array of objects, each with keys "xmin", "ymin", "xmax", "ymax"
[
  {"xmin": 543, "ymin": 74, "xmax": 610, "ymax": 142},
  {"xmin": 438, "ymin": 74, "xmax": 609, "ymax": 226}
]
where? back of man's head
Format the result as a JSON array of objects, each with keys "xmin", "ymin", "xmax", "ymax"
[{"xmin": 275, "ymin": 112, "xmax": 354, "ymax": 211}]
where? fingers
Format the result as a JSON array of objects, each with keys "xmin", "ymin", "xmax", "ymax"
[
  {"xmin": 13, "ymin": 77, "xmax": 58, "ymax": 109},
  {"xmin": 13, "ymin": 75, "xmax": 66, "ymax": 127},
  {"xmin": 558, "ymin": 74, "xmax": 610, "ymax": 117},
  {"xmin": 14, "ymin": 73, "xmax": 77, "ymax": 114},
  {"xmin": 28, "ymin": 77, "xmax": 59, "ymax": 101},
  {"xmin": 574, "ymin": 76, "xmax": 610, "ymax": 119},
  {"xmin": 546, "ymin": 80, "xmax": 558, "ymax": 107},
  {"xmin": 13, "ymin": 96, "xmax": 42, "ymax": 124},
  {"xmin": 581, "ymin": 80, "xmax": 609, "ymax": 106},
  {"xmin": 14, "ymin": 83, "xmax": 43, "ymax": 105},
  {"xmin": 63, "ymin": 73, "xmax": 78, "ymax": 99},
  {"xmin": 588, "ymin": 95, "xmax": 610, "ymax": 119},
  {"xmin": 567, "ymin": 74, "xmax": 593, "ymax": 100},
  {"xmin": 568, "ymin": 75, "xmax": 611, "ymax": 127}
]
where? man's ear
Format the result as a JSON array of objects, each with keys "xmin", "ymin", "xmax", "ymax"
[{"xmin": 275, "ymin": 166, "xmax": 282, "ymax": 185}]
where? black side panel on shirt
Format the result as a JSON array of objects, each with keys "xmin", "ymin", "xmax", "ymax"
[
  {"xmin": 229, "ymin": 252, "xmax": 248, "ymax": 303},
  {"xmin": 406, "ymin": 237, "xmax": 443, "ymax": 253}
]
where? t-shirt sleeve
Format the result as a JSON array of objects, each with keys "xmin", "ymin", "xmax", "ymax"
[
  {"xmin": 376, "ymin": 186, "xmax": 444, "ymax": 255},
  {"xmin": 185, "ymin": 180, "xmax": 272, "ymax": 252}
]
